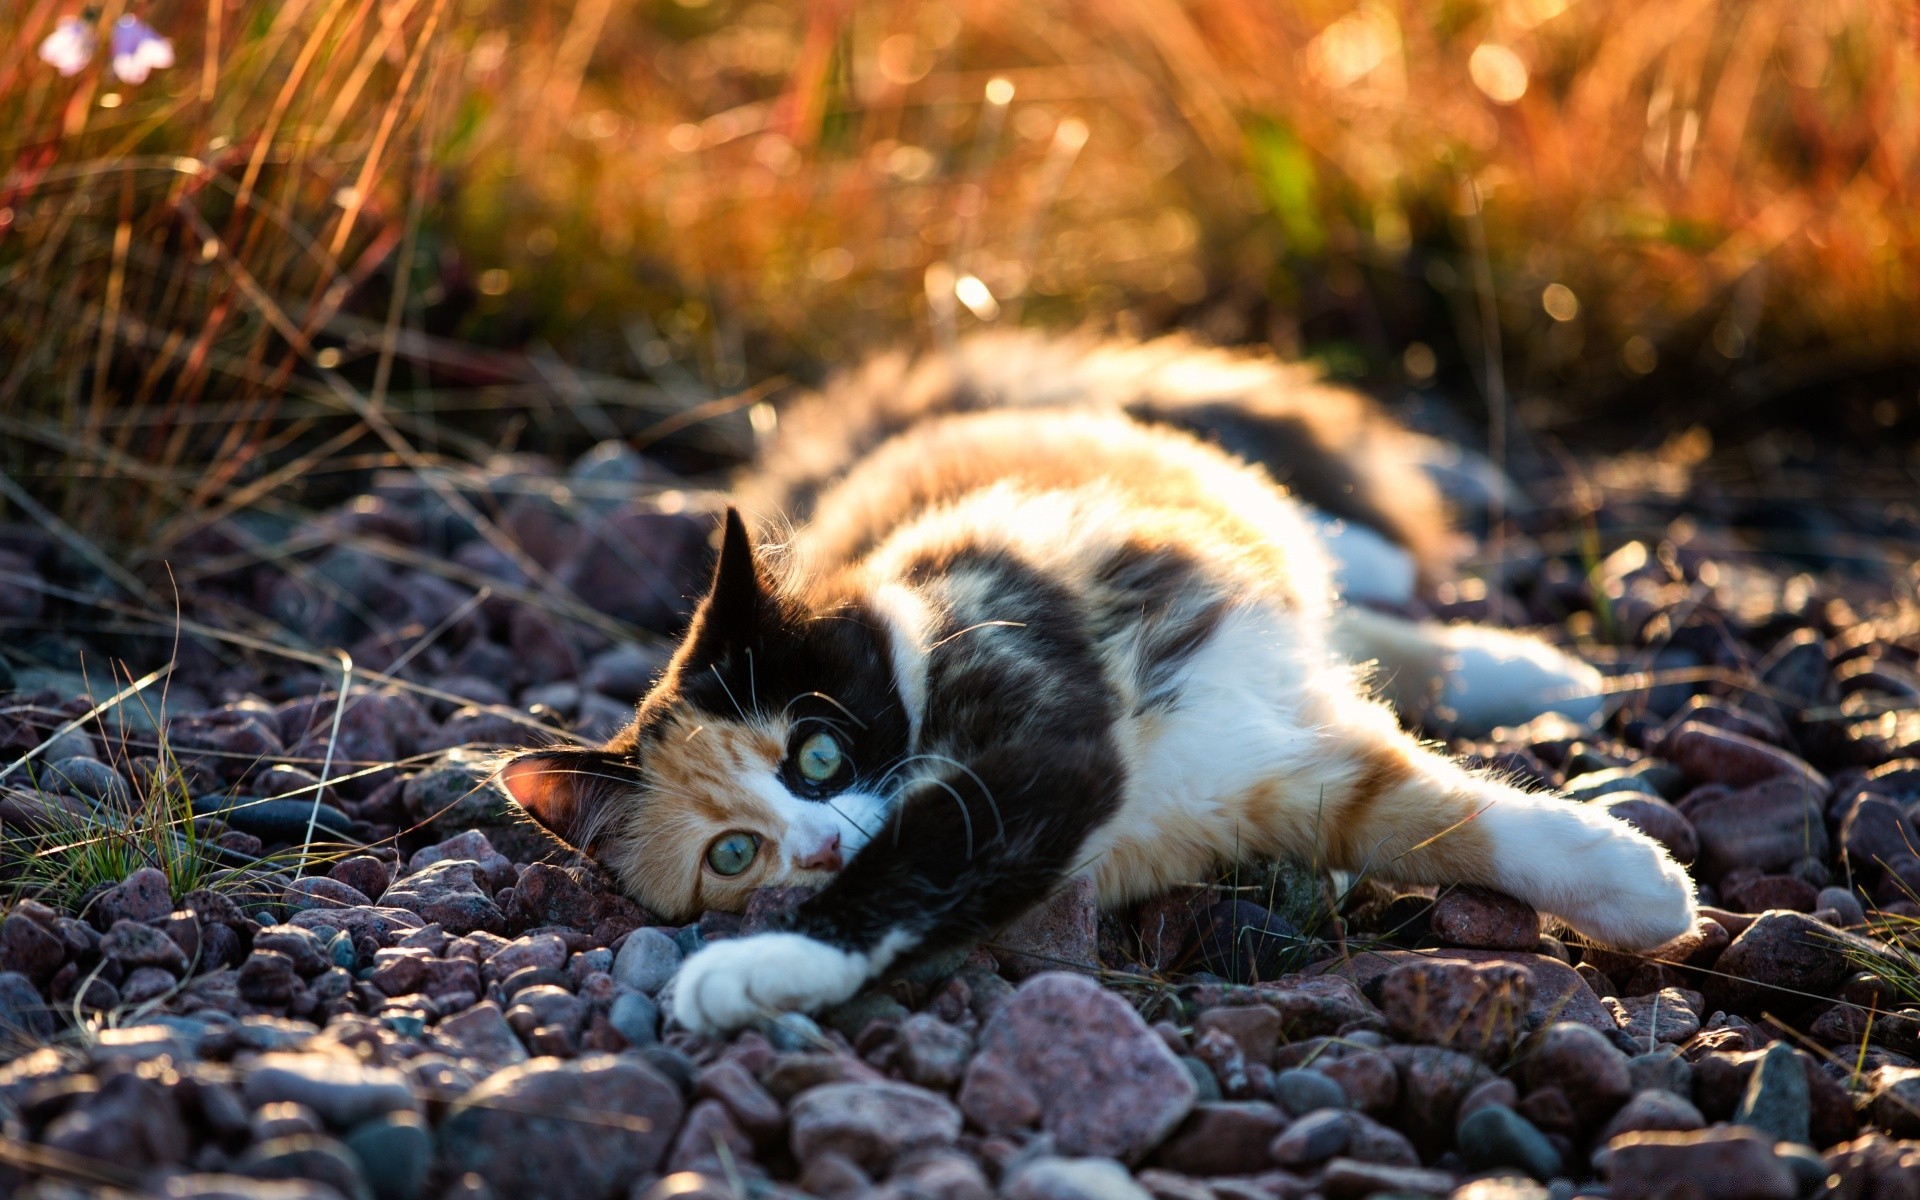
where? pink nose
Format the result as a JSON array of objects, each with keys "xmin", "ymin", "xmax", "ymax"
[{"xmin": 793, "ymin": 832, "xmax": 843, "ymax": 872}]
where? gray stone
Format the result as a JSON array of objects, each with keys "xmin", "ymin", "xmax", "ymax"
[
  {"xmin": 243, "ymin": 1052, "xmax": 415, "ymax": 1128},
  {"xmin": 343, "ymin": 1111, "xmax": 431, "ymax": 1200},
  {"xmin": 1733, "ymin": 1042, "xmax": 1810, "ymax": 1144},
  {"xmin": 439, "ymin": 1055, "xmax": 684, "ymax": 1200},
  {"xmin": 101, "ymin": 919, "xmax": 191, "ymax": 975},
  {"xmin": 435, "ymin": 1000, "xmax": 527, "ymax": 1067},
  {"xmin": 1272, "ymin": 1067, "xmax": 1348, "ymax": 1117},
  {"xmin": 0, "ymin": 970, "xmax": 54, "ymax": 1039},
  {"xmin": 1004, "ymin": 1157, "xmax": 1154, "ymax": 1200},
  {"xmin": 1602, "ymin": 1127, "xmax": 1795, "ymax": 1200},
  {"xmin": 612, "ymin": 927, "xmax": 681, "ymax": 995},
  {"xmin": 1457, "ymin": 1105, "xmax": 1560, "ymax": 1180},
  {"xmin": 239, "ymin": 1133, "xmax": 372, "ymax": 1200},
  {"xmin": 1268, "ymin": 1108, "xmax": 1351, "ymax": 1166},
  {"xmin": 608, "ymin": 990, "xmax": 660, "ymax": 1047},
  {"xmin": 788, "ymin": 1081, "xmax": 962, "ymax": 1173}
]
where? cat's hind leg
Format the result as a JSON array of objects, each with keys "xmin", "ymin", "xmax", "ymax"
[
  {"xmin": 1292, "ymin": 695, "xmax": 1695, "ymax": 950},
  {"xmin": 1332, "ymin": 606, "xmax": 1607, "ymax": 735}
]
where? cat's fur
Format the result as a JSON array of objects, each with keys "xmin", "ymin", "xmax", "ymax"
[{"xmin": 499, "ymin": 333, "xmax": 1697, "ymax": 1035}]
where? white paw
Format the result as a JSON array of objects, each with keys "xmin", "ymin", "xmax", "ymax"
[
  {"xmin": 1438, "ymin": 625, "xmax": 1606, "ymax": 735},
  {"xmin": 666, "ymin": 933, "xmax": 873, "ymax": 1036},
  {"xmin": 1484, "ymin": 793, "xmax": 1698, "ymax": 952}
]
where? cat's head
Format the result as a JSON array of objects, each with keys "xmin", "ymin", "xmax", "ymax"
[{"xmin": 495, "ymin": 509, "xmax": 911, "ymax": 921}]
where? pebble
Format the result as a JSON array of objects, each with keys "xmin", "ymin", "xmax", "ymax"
[
  {"xmin": 91, "ymin": 865, "xmax": 173, "ymax": 927},
  {"xmin": 1377, "ymin": 959, "xmax": 1531, "ymax": 1058},
  {"xmin": 0, "ymin": 914, "xmax": 66, "ymax": 984},
  {"xmin": 1598, "ymin": 1088, "xmax": 1707, "ymax": 1142},
  {"xmin": 1429, "ymin": 886, "xmax": 1541, "ymax": 950},
  {"xmin": 243, "ymin": 1051, "xmax": 415, "ymax": 1128},
  {"xmin": 1599, "ymin": 792, "xmax": 1699, "ymax": 864},
  {"xmin": 1268, "ymin": 1108, "xmax": 1352, "ymax": 1166},
  {"xmin": 240, "ymin": 1133, "xmax": 373, "ymax": 1200},
  {"xmin": 896, "ymin": 1012, "xmax": 975, "ymax": 1089},
  {"xmin": 1456, "ymin": 1105, "xmax": 1561, "ymax": 1180},
  {"xmin": 1153, "ymin": 1101, "xmax": 1289, "ymax": 1175},
  {"xmin": 608, "ymin": 990, "xmax": 660, "ymax": 1047},
  {"xmin": 342, "ymin": 1111, "xmax": 432, "ymax": 1200},
  {"xmin": 612, "ymin": 926, "xmax": 682, "ymax": 995},
  {"xmin": 439, "ymin": 1055, "xmax": 684, "ymax": 1200},
  {"xmin": 1602, "ymin": 1126, "xmax": 1796, "ymax": 1199},
  {"xmin": 994, "ymin": 875, "xmax": 1099, "ymax": 979},
  {"xmin": 1193, "ymin": 1004, "xmax": 1280, "ymax": 1065},
  {"xmin": 1732, "ymin": 1042, "xmax": 1811, "ymax": 1144},
  {"xmin": 1317, "ymin": 1158, "xmax": 1456, "ymax": 1198},
  {"xmin": 1688, "ymin": 777, "xmax": 1828, "ymax": 880},
  {"xmin": 788, "ymin": 1081, "xmax": 962, "ymax": 1173},
  {"xmin": 958, "ymin": 972, "xmax": 1197, "ymax": 1163},
  {"xmin": 1523, "ymin": 1022, "xmax": 1631, "ymax": 1128},
  {"xmin": 1604, "ymin": 988, "xmax": 1702, "ymax": 1048},
  {"xmin": 1712, "ymin": 910, "xmax": 1888, "ymax": 1014},
  {"xmin": 379, "ymin": 861, "xmax": 505, "ymax": 936},
  {"xmin": 1005, "ymin": 1156, "xmax": 1155, "ymax": 1200},
  {"xmin": 1271, "ymin": 1067, "xmax": 1348, "ymax": 1116}
]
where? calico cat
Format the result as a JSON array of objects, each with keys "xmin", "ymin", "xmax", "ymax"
[{"xmin": 498, "ymin": 333, "xmax": 1697, "ymax": 1035}]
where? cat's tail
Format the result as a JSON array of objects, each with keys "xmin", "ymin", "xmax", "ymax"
[{"xmin": 1332, "ymin": 606, "xmax": 1607, "ymax": 736}]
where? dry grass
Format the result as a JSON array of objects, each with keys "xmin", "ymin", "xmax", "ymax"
[{"xmin": 2, "ymin": 0, "xmax": 1917, "ymax": 551}]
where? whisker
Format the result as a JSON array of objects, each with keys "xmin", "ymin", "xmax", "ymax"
[
  {"xmin": 783, "ymin": 690, "xmax": 870, "ymax": 730},
  {"xmin": 710, "ymin": 664, "xmax": 749, "ymax": 721}
]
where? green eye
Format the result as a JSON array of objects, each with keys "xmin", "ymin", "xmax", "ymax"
[
  {"xmin": 796, "ymin": 731, "xmax": 845, "ymax": 783},
  {"xmin": 705, "ymin": 832, "xmax": 759, "ymax": 876}
]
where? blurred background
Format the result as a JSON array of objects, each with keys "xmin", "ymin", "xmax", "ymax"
[{"xmin": 2, "ymin": 0, "xmax": 1917, "ymax": 561}]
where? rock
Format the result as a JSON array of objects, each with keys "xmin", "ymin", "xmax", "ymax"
[
  {"xmin": 1430, "ymin": 887, "xmax": 1540, "ymax": 950},
  {"xmin": 329, "ymin": 857, "xmax": 392, "ymax": 902},
  {"xmin": 1604, "ymin": 988, "xmax": 1702, "ymax": 1048},
  {"xmin": 1598, "ymin": 1089, "xmax": 1707, "ymax": 1142},
  {"xmin": 1318, "ymin": 1050, "xmax": 1398, "ymax": 1117},
  {"xmin": 101, "ymin": 918, "xmax": 192, "ymax": 975},
  {"xmin": 1861, "ymin": 1065, "xmax": 1920, "ymax": 1137},
  {"xmin": 556, "ymin": 505, "xmax": 707, "ymax": 631},
  {"xmin": 1271, "ymin": 1067, "xmax": 1347, "ymax": 1116},
  {"xmin": 1268, "ymin": 1108, "xmax": 1352, "ymax": 1166},
  {"xmin": 238, "ymin": 950, "xmax": 299, "ymax": 1006},
  {"xmin": 1456, "ymin": 1105, "xmax": 1560, "ymax": 1180},
  {"xmin": 379, "ymin": 861, "xmax": 504, "ymax": 936},
  {"xmin": 1522, "ymin": 1022, "xmax": 1631, "ymax": 1128},
  {"xmin": 1317, "ymin": 1159, "xmax": 1456, "ymax": 1198},
  {"xmin": 483, "ymin": 933, "xmax": 569, "ymax": 984},
  {"xmin": 241, "ymin": 1133, "xmax": 372, "ymax": 1200},
  {"xmin": 1386, "ymin": 1044, "xmax": 1495, "ymax": 1155},
  {"xmin": 1004, "ymin": 1156, "xmax": 1154, "ymax": 1200},
  {"xmin": 400, "ymin": 758, "xmax": 504, "ymax": 828},
  {"xmin": 1600, "ymin": 793, "xmax": 1699, "ymax": 864},
  {"xmin": 1153, "ymin": 1101, "xmax": 1288, "ymax": 1175},
  {"xmin": 1732, "ymin": 1041, "xmax": 1810, "ymax": 1144},
  {"xmin": 407, "ymin": 830, "xmax": 515, "ymax": 893},
  {"xmin": 42, "ymin": 1069, "xmax": 191, "ymax": 1171},
  {"xmin": 897, "ymin": 1013, "xmax": 975, "ymax": 1089},
  {"xmin": 194, "ymin": 795, "xmax": 356, "ymax": 844},
  {"xmin": 666, "ymin": 1098, "xmax": 751, "ymax": 1173},
  {"xmin": 285, "ymin": 876, "xmax": 375, "ymax": 913},
  {"xmin": 1841, "ymin": 796, "xmax": 1917, "ymax": 874},
  {"xmin": 1451, "ymin": 1182, "xmax": 1550, "ymax": 1200},
  {"xmin": 342, "ymin": 1111, "xmax": 431, "ymax": 1200},
  {"xmin": 1194, "ymin": 899, "xmax": 1296, "ymax": 983},
  {"xmin": 435, "ymin": 1000, "xmax": 528, "ymax": 1067},
  {"xmin": 439, "ymin": 1055, "xmax": 684, "ymax": 1199},
  {"xmin": 1817, "ymin": 886, "xmax": 1867, "ymax": 926},
  {"xmin": 958, "ymin": 972, "xmax": 1197, "ymax": 1163},
  {"xmin": 1321, "ymin": 948, "xmax": 1613, "ymax": 1034},
  {"xmin": 46, "ymin": 755, "xmax": 132, "ymax": 807},
  {"xmin": 163, "ymin": 1176, "xmax": 351, "ymax": 1199},
  {"xmin": 1601, "ymin": 1127, "xmax": 1795, "ymax": 1200},
  {"xmin": 1379, "ymin": 959, "xmax": 1531, "ymax": 1060},
  {"xmin": 1665, "ymin": 721, "xmax": 1826, "ymax": 790},
  {"xmin": 608, "ymin": 990, "xmax": 660, "ymax": 1047},
  {"xmin": 91, "ymin": 865, "xmax": 172, "ymax": 927},
  {"xmin": 0, "ymin": 914, "xmax": 65, "ymax": 985},
  {"xmin": 1822, "ymin": 1132, "xmax": 1920, "ymax": 1198},
  {"xmin": 583, "ymin": 643, "xmax": 665, "ymax": 701},
  {"xmin": 788, "ymin": 1081, "xmax": 961, "ymax": 1173},
  {"xmin": 509, "ymin": 863, "xmax": 598, "ymax": 930},
  {"xmin": 994, "ymin": 875, "xmax": 1098, "ymax": 980},
  {"xmin": 244, "ymin": 1052, "xmax": 415, "ymax": 1128},
  {"xmin": 289, "ymin": 905, "xmax": 424, "ymax": 947},
  {"xmin": 1712, "ymin": 910, "xmax": 1891, "ymax": 1015},
  {"xmin": 1688, "ymin": 778, "xmax": 1828, "ymax": 880},
  {"xmin": 612, "ymin": 927, "xmax": 681, "ymax": 995},
  {"xmin": 1193, "ymin": 1004, "xmax": 1280, "ymax": 1065}
]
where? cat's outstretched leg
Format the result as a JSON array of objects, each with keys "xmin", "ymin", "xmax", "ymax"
[
  {"xmin": 1303, "ymin": 698, "xmax": 1696, "ymax": 950},
  {"xmin": 1332, "ymin": 606, "xmax": 1607, "ymax": 735}
]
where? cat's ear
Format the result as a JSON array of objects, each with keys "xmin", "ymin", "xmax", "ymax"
[
  {"xmin": 687, "ymin": 507, "xmax": 763, "ymax": 657},
  {"xmin": 497, "ymin": 748, "xmax": 617, "ymax": 849}
]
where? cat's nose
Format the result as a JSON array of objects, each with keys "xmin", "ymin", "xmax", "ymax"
[{"xmin": 793, "ymin": 832, "xmax": 843, "ymax": 872}]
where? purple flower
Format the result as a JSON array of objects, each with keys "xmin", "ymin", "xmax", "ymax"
[
  {"xmin": 38, "ymin": 15, "xmax": 96, "ymax": 77},
  {"xmin": 110, "ymin": 14, "xmax": 173, "ymax": 85}
]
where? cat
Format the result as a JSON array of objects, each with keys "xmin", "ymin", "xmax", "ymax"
[{"xmin": 497, "ymin": 332, "xmax": 1698, "ymax": 1036}]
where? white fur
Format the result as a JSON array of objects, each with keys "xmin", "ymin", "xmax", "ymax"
[
  {"xmin": 1479, "ymin": 789, "xmax": 1698, "ymax": 949},
  {"xmin": 1434, "ymin": 623, "xmax": 1606, "ymax": 735},
  {"xmin": 1305, "ymin": 510, "xmax": 1417, "ymax": 606},
  {"xmin": 670, "ymin": 931, "xmax": 914, "ymax": 1036},
  {"xmin": 869, "ymin": 581, "xmax": 932, "ymax": 751},
  {"xmin": 745, "ymin": 774, "xmax": 893, "ymax": 865}
]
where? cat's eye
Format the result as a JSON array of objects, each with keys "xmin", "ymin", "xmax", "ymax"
[
  {"xmin": 705, "ymin": 832, "xmax": 759, "ymax": 876},
  {"xmin": 795, "ymin": 731, "xmax": 845, "ymax": 783}
]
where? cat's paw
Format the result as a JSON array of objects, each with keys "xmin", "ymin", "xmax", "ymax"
[
  {"xmin": 1437, "ymin": 625, "xmax": 1606, "ymax": 736},
  {"xmin": 1484, "ymin": 793, "xmax": 1697, "ymax": 952},
  {"xmin": 667, "ymin": 933, "xmax": 873, "ymax": 1036}
]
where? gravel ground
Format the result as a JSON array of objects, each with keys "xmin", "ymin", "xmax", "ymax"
[{"xmin": 1, "ymin": 434, "xmax": 1919, "ymax": 1200}]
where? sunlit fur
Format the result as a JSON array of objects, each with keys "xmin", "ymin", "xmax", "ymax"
[{"xmin": 499, "ymin": 332, "xmax": 1695, "ymax": 969}]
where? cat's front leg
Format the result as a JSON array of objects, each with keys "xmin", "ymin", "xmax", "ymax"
[{"xmin": 670, "ymin": 739, "xmax": 1120, "ymax": 1035}]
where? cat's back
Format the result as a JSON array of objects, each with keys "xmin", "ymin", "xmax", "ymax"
[{"xmin": 742, "ymin": 331, "xmax": 1450, "ymax": 579}]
